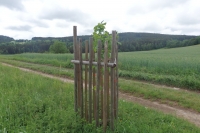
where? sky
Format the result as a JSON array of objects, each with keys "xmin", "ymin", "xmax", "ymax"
[{"xmin": 0, "ymin": 0, "xmax": 200, "ymax": 40}]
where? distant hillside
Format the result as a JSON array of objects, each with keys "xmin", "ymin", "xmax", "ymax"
[
  {"xmin": 32, "ymin": 32, "xmax": 195, "ymax": 42},
  {"xmin": 0, "ymin": 32, "xmax": 199, "ymax": 54},
  {"xmin": 0, "ymin": 35, "xmax": 14, "ymax": 43},
  {"xmin": 32, "ymin": 32, "xmax": 197, "ymax": 52},
  {"xmin": 118, "ymin": 32, "xmax": 196, "ymax": 44},
  {"xmin": 118, "ymin": 32, "xmax": 197, "ymax": 51},
  {"xmin": 32, "ymin": 35, "xmax": 91, "ymax": 42}
]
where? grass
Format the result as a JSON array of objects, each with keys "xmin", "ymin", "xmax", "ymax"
[
  {"xmin": 118, "ymin": 44, "xmax": 200, "ymax": 90},
  {"xmin": 1, "ymin": 64, "xmax": 200, "ymax": 132},
  {"xmin": 0, "ymin": 59, "xmax": 74, "ymax": 79},
  {"xmin": 0, "ymin": 53, "xmax": 74, "ymax": 68},
  {"xmin": 1, "ymin": 59, "xmax": 200, "ymax": 113},
  {"xmin": 1, "ymin": 45, "xmax": 200, "ymax": 90},
  {"xmin": 119, "ymin": 79, "xmax": 200, "ymax": 112},
  {"xmin": 119, "ymin": 45, "xmax": 200, "ymax": 76}
]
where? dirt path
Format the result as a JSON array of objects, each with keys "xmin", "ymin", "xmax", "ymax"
[{"xmin": 2, "ymin": 62, "xmax": 200, "ymax": 127}]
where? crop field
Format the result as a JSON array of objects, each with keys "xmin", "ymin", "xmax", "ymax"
[
  {"xmin": 118, "ymin": 44, "xmax": 200, "ymax": 90},
  {"xmin": 1, "ymin": 44, "xmax": 200, "ymax": 90},
  {"xmin": 1, "ymin": 64, "xmax": 200, "ymax": 132}
]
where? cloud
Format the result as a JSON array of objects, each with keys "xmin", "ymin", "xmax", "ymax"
[
  {"xmin": 1, "ymin": 0, "xmax": 200, "ymax": 39},
  {"xmin": 175, "ymin": 5, "xmax": 200, "ymax": 26},
  {"xmin": 177, "ymin": 15, "xmax": 200, "ymax": 25},
  {"xmin": 0, "ymin": 0, "xmax": 25, "ymax": 10},
  {"xmin": 142, "ymin": 22, "xmax": 163, "ymax": 32},
  {"xmin": 128, "ymin": 0, "xmax": 189, "ymax": 15},
  {"xmin": 26, "ymin": 19, "xmax": 49, "ymax": 28},
  {"xmin": 6, "ymin": 25, "xmax": 32, "ymax": 31},
  {"xmin": 150, "ymin": 0, "xmax": 189, "ymax": 9},
  {"xmin": 40, "ymin": 7, "xmax": 90, "ymax": 24},
  {"xmin": 169, "ymin": 25, "xmax": 200, "ymax": 34}
]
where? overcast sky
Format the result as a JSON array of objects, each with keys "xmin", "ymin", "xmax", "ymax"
[{"xmin": 0, "ymin": 0, "xmax": 200, "ymax": 40}]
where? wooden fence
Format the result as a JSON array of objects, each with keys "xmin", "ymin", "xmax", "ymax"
[{"xmin": 71, "ymin": 26, "xmax": 118, "ymax": 131}]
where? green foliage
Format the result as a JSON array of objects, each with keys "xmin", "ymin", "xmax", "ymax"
[
  {"xmin": 49, "ymin": 41, "xmax": 69, "ymax": 53},
  {"xmin": 93, "ymin": 21, "xmax": 112, "ymax": 54}
]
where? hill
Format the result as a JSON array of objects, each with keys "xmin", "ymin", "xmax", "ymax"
[
  {"xmin": 31, "ymin": 32, "xmax": 198, "ymax": 52},
  {"xmin": 0, "ymin": 32, "xmax": 199, "ymax": 54},
  {"xmin": 0, "ymin": 35, "xmax": 14, "ymax": 44}
]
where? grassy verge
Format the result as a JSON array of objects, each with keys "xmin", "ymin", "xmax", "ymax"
[
  {"xmin": 119, "ymin": 69, "xmax": 200, "ymax": 90},
  {"xmin": 1, "ymin": 59, "xmax": 200, "ymax": 114},
  {"xmin": 0, "ymin": 59, "xmax": 74, "ymax": 79},
  {"xmin": 1, "ymin": 64, "xmax": 200, "ymax": 132},
  {"xmin": 0, "ymin": 53, "xmax": 74, "ymax": 68},
  {"xmin": 119, "ymin": 79, "xmax": 200, "ymax": 113}
]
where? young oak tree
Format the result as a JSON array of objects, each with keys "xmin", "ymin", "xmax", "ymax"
[
  {"xmin": 92, "ymin": 21, "xmax": 120, "ymax": 56},
  {"xmin": 92, "ymin": 21, "xmax": 111, "ymax": 55}
]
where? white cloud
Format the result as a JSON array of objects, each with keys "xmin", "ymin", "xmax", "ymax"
[
  {"xmin": 0, "ymin": 0, "xmax": 199, "ymax": 39},
  {"xmin": 0, "ymin": 0, "xmax": 25, "ymax": 10}
]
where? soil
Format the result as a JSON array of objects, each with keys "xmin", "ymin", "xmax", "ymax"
[{"xmin": 2, "ymin": 62, "xmax": 200, "ymax": 127}]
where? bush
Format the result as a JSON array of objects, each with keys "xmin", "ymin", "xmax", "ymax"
[{"xmin": 49, "ymin": 41, "xmax": 69, "ymax": 53}]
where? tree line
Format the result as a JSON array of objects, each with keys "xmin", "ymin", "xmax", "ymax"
[{"xmin": 0, "ymin": 33, "xmax": 199, "ymax": 54}]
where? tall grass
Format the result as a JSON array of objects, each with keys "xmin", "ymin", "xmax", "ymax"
[
  {"xmin": 1, "ymin": 53, "xmax": 74, "ymax": 68},
  {"xmin": 0, "ymin": 44, "xmax": 200, "ymax": 90},
  {"xmin": 118, "ymin": 45, "xmax": 200, "ymax": 90},
  {"xmin": 118, "ymin": 44, "xmax": 200, "ymax": 76},
  {"xmin": 1, "ymin": 64, "xmax": 200, "ymax": 132}
]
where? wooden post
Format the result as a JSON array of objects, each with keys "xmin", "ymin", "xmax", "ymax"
[
  {"xmin": 110, "ymin": 31, "xmax": 116, "ymax": 131},
  {"xmin": 79, "ymin": 38, "xmax": 83, "ymax": 118},
  {"xmin": 73, "ymin": 26, "xmax": 78, "ymax": 112},
  {"xmin": 100, "ymin": 66, "xmax": 103, "ymax": 121},
  {"xmin": 96, "ymin": 40, "xmax": 102, "ymax": 127},
  {"xmin": 85, "ymin": 40, "xmax": 89, "ymax": 120},
  {"xmin": 77, "ymin": 39, "xmax": 81, "ymax": 109},
  {"xmin": 88, "ymin": 37, "xmax": 93, "ymax": 123},
  {"xmin": 115, "ymin": 39, "xmax": 119, "ymax": 119},
  {"xmin": 93, "ymin": 49, "xmax": 96, "ymax": 119},
  {"xmin": 103, "ymin": 41, "xmax": 109, "ymax": 131}
]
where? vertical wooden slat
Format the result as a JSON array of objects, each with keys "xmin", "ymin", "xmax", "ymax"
[
  {"xmin": 100, "ymin": 66, "xmax": 103, "ymax": 121},
  {"xmin": 110, "ymin": 31, "xmax": 116, "ymax": 131},
  {"xmin": 88, "ymin": 37, "xmax": 93, "ymax": 123},
  {"xmin": 115, "ymin": 39, "xmax": 119, "ymax": 119},
  {"xmin": 114, "ymin": 69, "xmax": 116, "ymax": 119},
  {"xmin": 85, "ymin": 40, "xmax": 89, "ymax": 120},
  {"xmin": 96, "ymin": 40, "xmax": 102, "ymax": 127},
  {"xmin": 113, "ymin": 42, "xmax": 117, "ymax": 118},
  {"xmin": 79, "ymin": 38, "xmax": 83, "ymax": 118},
  {"xmin": 107, "ymin": 71, "xmax": 110, "ymax": 119},
  {"xmin": 93, "ymin": 50, "xmax": 96, "ymax": 119},
  {"xmin": 103, "ymin": 41, "xmax": 109, "ymax": 132},
  {"xmin": 77, "ymin": 40, "xmax": 81, "ymax": 109},
  {"xmin": 73, "ymin": 26, "xmax": 78, "ymax": 112}
]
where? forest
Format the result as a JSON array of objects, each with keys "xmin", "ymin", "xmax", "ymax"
[{"xmin": 0, "ymin": 32, "xmax": 200, "ymax": 54}]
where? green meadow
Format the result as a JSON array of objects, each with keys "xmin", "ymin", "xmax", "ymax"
[
  {"xmin": 1, "ymin": 44, "xmax": 200, "ymax": 90},
  {"xmin": 1, "ymin": 64, "xmax": 200, "ymax": 132}
]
